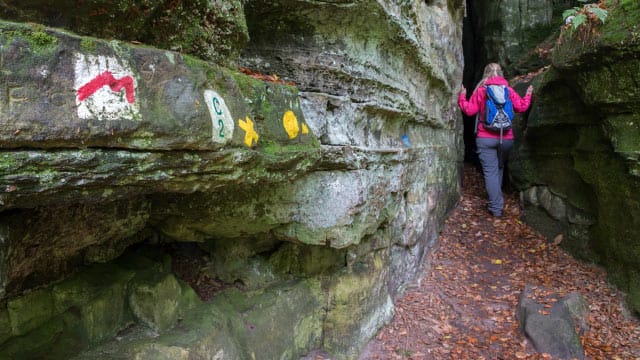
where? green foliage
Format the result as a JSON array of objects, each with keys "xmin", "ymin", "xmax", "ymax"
[
  {"xmin": 4, "ymin": 27, "xmax": 58, "ymax": 52},
  {"xmin": 80, "ymin": 38, "xmax": 97, "ymax": 53},
  {"xmin": 563, "ymin": 0, "xmax": 608, "ymax": 30},
  {"xmin": 599, "ymin": 0, "xmax": 640, "ymax": 45},
  {"xmin": 29, "ymin": 31, "xmax": 57, "ymax": 47}
]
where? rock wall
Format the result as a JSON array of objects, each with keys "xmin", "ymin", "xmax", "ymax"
[
  {"xmin": 509, "ymin": 0, "xmax": 640, "ymax": 315},
  {"xmin": 0, "ymin": 0, "xmax": 464, "ymax": 358},
  {"xmin": 465, "ymin": 0, "xmax": 556, "ymax": 80}
]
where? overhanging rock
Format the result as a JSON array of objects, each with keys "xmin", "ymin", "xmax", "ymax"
[{"xmin": 0, "ymin": 20, "xmax": 317, "ymax": 210}]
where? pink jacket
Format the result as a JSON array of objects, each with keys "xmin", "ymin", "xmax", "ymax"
[{"xmin": 458, "ymin": 76, "xmax": 532, "ymax": 140}]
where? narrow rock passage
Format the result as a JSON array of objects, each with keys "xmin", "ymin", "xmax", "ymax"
[{"xmin": 358, "ymin": 163, "xmax": 640, "ymax": 359}]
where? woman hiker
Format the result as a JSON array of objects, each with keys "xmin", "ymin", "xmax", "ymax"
[{"xmin": 458, "ymin": 63, "xmax": 533, "ymax": 217}]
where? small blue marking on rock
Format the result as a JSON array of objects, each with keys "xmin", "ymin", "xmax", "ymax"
[{"xmin": 401, "ymin": 134, "xmax": 411, "ymax": 147}]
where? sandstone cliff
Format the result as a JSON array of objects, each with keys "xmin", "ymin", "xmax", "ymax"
[{"xmin": 0, "ymin": 0, "xmax": 464, "ymax": 358}]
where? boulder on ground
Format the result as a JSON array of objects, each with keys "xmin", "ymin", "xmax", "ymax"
[{"xmin": 517, "ymin": 284, "xmax": 588, "ymax": 360}]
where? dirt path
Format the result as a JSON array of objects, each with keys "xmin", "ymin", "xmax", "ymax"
[{"xmin": 358, "ymin": 163, "xmax": 640, "ymax": 359}]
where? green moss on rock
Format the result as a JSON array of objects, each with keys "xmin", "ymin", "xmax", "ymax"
[
  {"xmin": 80, "ymin": 281, "xmax": 128, "ymax": 344},
  {"xmin": 269, "ymin": 243, "xmax": 346, "ymax": 276},
  {"xmin": 572, "ymin": 137, "xmax": 640, "ymax": 314},
  {"xmin": 7, "ymin": 288, "xmax": 54, "ymax": 336},
  {"xmin": 604, "ymin": 114, "xmax": 640, "ymax": 156},
  {"xmin": 0, "ymin": 306, "xmax": 10, "ymax": 345},
  {"xmin": 0, "ymin": 316, "xmax": 64, "ymax": 359},
  {"xmin": 128, "ymin": 272, "xmax": 182, "ymax": 333},
  {"xmin": 80, "ymin": 38, "xmax": 98, "ymax": 53},
  {"xmin": 627, "ymin": 269, "xmax": 640, "ymax": 314},
  {"xmin": 1, "ymin": 1, "xmax": 248, "ymax": 64},
  {"xmin": 324, "ymin": 251, "xmax": 394, "ymax": 359},
  {"xmin": 213, "ymin": 279, "xmax": 324, "ymax": 360},
  {"xmin": 53, "ymin": 263, "xmax": 135, "ymax": 314},
  {"xmin": 600, "ymin": 0, "xmax": 640, "ymax": 45}
]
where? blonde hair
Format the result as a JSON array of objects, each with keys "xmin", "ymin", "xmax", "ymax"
[
  {"xmin": 482, "ymin": 63, "xmax": 503, "ymax": 79},
  {"xmin": 476, "ymin": 63, "xmax": 504, "ymax": 90}
]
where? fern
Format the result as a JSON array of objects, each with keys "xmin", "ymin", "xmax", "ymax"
[{"xmin": 563, "ymin": 0, "xmax": 608, "ymax": 30}]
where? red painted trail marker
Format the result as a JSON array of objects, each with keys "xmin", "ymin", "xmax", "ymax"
[
  {"xmin": 74, "ymin": 54, "xmax": 139, "ymax": 121},
  {"xmin": 77, "ymin": 70, "xmax": 135, "ymax": 103}
]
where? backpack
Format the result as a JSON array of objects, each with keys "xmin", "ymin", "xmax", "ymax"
[{"xmin": 477, "ymin": 85, "xmax": 514, "ymax": 141}]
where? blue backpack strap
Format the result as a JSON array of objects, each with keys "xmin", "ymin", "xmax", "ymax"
[
  {"xmin": 502, "ymin": 86, "xmax": 514, "ymax": 120},
  {"xmin": 484, "ymin": 86, "xmax": 498, "ymax": 127}
]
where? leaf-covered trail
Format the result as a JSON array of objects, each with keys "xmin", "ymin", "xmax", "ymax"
[{"xmin": 358, "ymin": 163, "xmax": 640, "ymax": 359}]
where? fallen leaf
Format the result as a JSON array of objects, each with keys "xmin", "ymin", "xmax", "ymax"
[
  {"xmin": 553, "ymin": 234, "xmax": 563, "ymax": 245},
  {"xmin": 357, "ymin": 163, "xmax": 640, "ymax": 359}
]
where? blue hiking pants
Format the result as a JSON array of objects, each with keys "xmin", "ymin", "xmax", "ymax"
[{"xmin": 476, "ymin": 137, "xmax": 513, "ymax": 216}]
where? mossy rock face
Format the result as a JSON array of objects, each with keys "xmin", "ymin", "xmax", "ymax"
[
  {"xmin": 573, "ymin": 148, "xmax": 640, "ymax": 263},
  {"xmin": 73, "ymin": 303, "xmax": 243, "ymax": 360},
  {"xmin": 511, "ymin": 1, "xmax": 640, "ymax": 315},
  {"xmin": 510, "ymin": 70, "xmax": 598, "ymax": 211},
  {"xmin": 80, "ymin": 282, "xmax": 129, "ymax": 345},
  {"xmin": 604, "ymin": 114, "xmax": 640, "ymax": 160},
  {"xmin": 626, "ymin": 269, "xmax": 640, "ymax": 313},
  {"xmin": 552, "ymin": 0, "xmax": 640, "ymax": 69},
  {"xmin": 7, "ymin": 288, "xmax": 55, "ymax": 336},
  {"xmin": 52, "ymin": 263, "xmax": 136, "ymax": 315},
  {"xmin": 117, "ymin": 343, "xmax": 191, "ymax": 360},
  {"xmin": 128, "ymin": 273, "xmax": 183, "ymax": 333},
  {"xmin": 0, "ymin": 316, "xmax": 65, "ymax": 359},
  {"xmin": 0, "ymin": 249, "xmax": 205, "ymax": 358},
  {"xmin": 269, "ymin": 242, "xmax": 346, "ymax": 276},
  {"xmin": 0, "ymin": 0, "xmax": 249, "ymax": 65},
  {"xmin": 217, "ymin": 279, "xmax": 324, "ymax": 360},
  {"xmin": 151, "ymin": 164, "xmax": 404, "ymax": 250},
  {"xmin": 323, "ymin": 250, "xmax": 394, "ymax": 359},
  {"xmin": 76, "ymin": 279, "xmax": 324, "ymax": 360},
  {"xmin": 0, "ymin": 307, "xmax": 10, "ymax": 345}
]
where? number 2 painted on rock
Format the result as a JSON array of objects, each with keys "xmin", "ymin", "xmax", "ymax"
[{"xmin": 218, "ymin": 118, "xmax": 225, "ymax": 138}]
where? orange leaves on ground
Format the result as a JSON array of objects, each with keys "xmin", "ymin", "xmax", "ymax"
[
  {"xmin": 359, "ymin": 163, "xmax": 640, "ymax": 360},
  {"xmin": 239, "ymin": 67, "xmax": 295, "ymax": 86}
]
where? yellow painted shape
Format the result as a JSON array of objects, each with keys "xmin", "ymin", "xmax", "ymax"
[
  {"xmin": 238, "ymin": 116, "xmax": 259, "ymax": 147},
  {"xmin": 283, "ymin": 110, "xmax": 299, "ymax": 139},
  {"xmin": 301, "ymin": 123, "xmax": 309, "ymax": 135}
]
